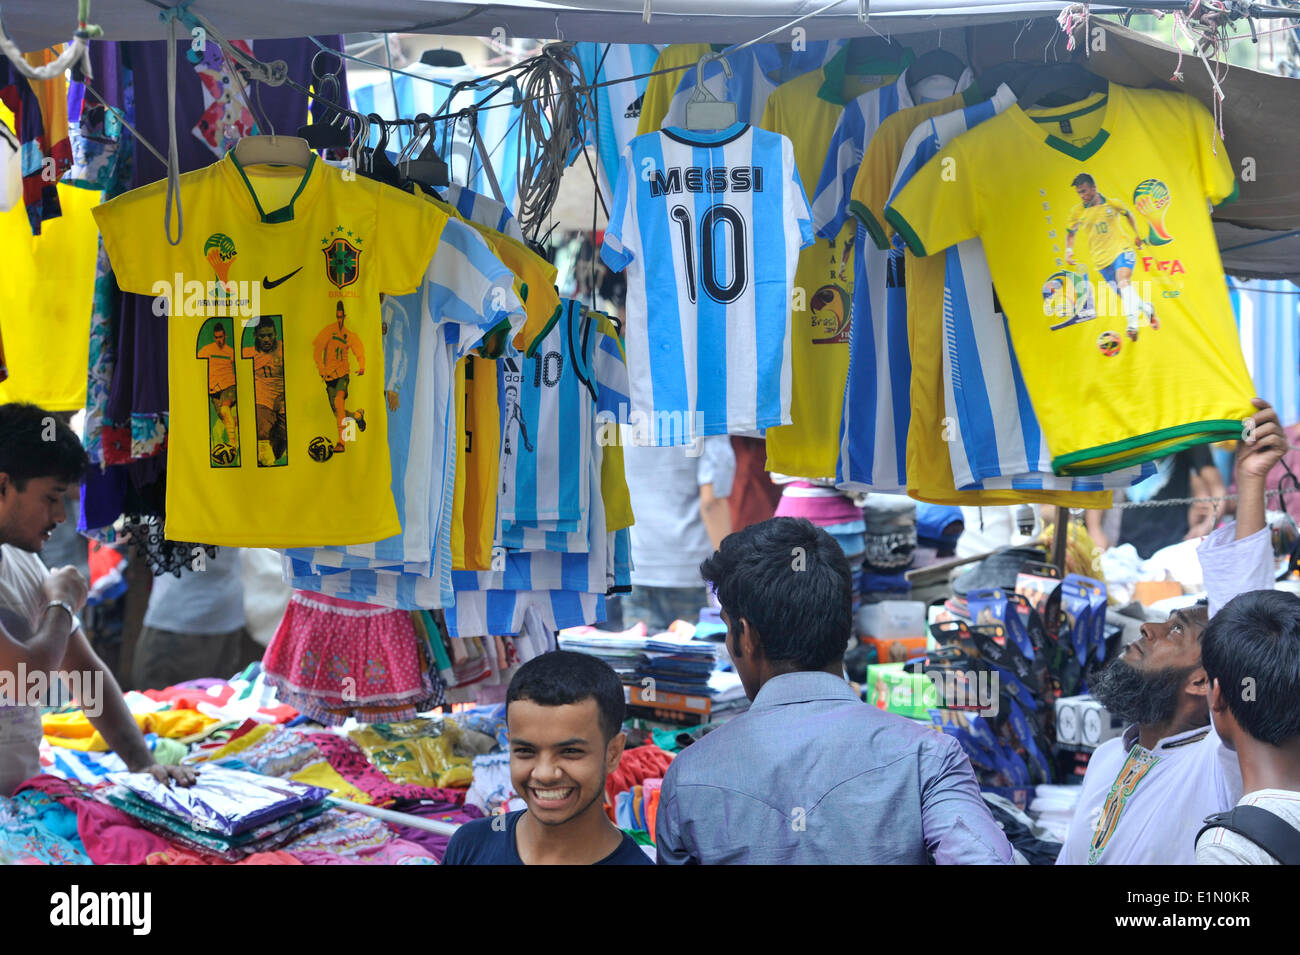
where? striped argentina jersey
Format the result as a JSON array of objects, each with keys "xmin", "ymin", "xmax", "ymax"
[
  {"xmin": 884, "ymin": 87, "xmax": 1155, "ymax": 493},
  {"xmin": 439, "ymin": 182, "xmax": 523, "ymax": 241},
  {"xmin": 602, "ymin": 122, "xmax": 813, "ymax": 445},
  {"xmin": 497, "ymin": 299, "xmax": 594, "ymax": 532},
  {"xmin": 572, "ymin": 42, "xmax": 664, "ymax": 206},
  {"xmin": 499, "ymin": 309, "xmax": 631, "ymax": 552},
  {"xmin": 284, "ymin": 215, "xmax": 521, "ymax": 578},
  {"xmin": 812, "ymin": 71, "xmax": 975, "ymax": 493}
]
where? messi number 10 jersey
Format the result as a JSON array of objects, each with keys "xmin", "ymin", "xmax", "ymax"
[
  {"xmin": 94, "ymin": 154, "xmax": 446, "ymax": 547},
  {"xmin": 601, "ymin": 123, "xmax": 813, "ymax": 446}
]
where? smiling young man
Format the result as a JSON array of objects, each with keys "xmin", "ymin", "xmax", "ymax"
[
  {"xmin": 1057, "ymin": 398, "xmax": 1287, "ymax": 865},
  {"xmin": 0, "ymin": 404, "xmax": 196, "ymax": 796},
  {"xmin": 441, "ymin": 651, "xmax": 651, "ymax": 865},
  {"xmin": 655, "ymin": 516, "xmax": 1013, "ymax": 865}
]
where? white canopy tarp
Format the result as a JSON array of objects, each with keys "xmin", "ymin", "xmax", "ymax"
[{"xmin": 5, "ymin": 0, "xmax": 1128, "ymax": 48}]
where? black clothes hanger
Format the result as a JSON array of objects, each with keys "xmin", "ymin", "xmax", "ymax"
[
  {"xmin": 360, "ymin": 113, "xmax": 403, "ymax": 187},
  {"xmin": 421, "ymin": 47, "xmax": 467, "ymax": 68},
  {"xmin": 297, "ymin": 50, "xmax": 355, "ymax": 150},
  {"xmin": 1014, "ymin": 62, "xmax": 1107, "ymax": 109},
  {"xmin": 397, "ymin": 114, "xmax": 451, "ymax": 191}
]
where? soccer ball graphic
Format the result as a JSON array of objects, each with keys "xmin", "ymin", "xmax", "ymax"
[
  {"xmin": 307, "ymin": 435, "xmax": 336, "ymax": 462},
  {"xmin": 1097, "ymin": 331, "xmax": 1122, "ymax": 357},
  {"xmin": 210, "ymin": 443, "xmax": 238, "ymax": 465}
]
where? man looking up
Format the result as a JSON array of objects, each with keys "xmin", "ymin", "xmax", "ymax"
[
  {"xmin": 655, "ymin": 516, "xmax": 1013, "ymax": 864},
  {"xmin": 442, "ymin": 651, "xmax": 651, "ymax": 865},
  {"xmin": 1058, "ymin": 398, "xmax": 1287, "ymax": 864}
]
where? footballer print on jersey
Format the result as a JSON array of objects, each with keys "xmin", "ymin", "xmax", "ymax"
[
  {"xmin": 195, "ymin": 317, "xmax": 241, "ymax": 468},
  {"xmin": 241, "ymin": 314, "xmax": 289, "ymax": 467}
]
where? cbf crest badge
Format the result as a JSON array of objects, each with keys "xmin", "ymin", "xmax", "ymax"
[{"xmin": 321, "ymin": 226, "xmax": 363, "ymax": 288}]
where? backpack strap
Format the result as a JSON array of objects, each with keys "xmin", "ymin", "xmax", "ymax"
[{"xmin": 1197, "ymin": 806, "xmax": 1300, "ymax": 865}]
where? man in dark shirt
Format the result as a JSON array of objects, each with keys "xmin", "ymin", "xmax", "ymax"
[
  {"xmin": 1093, "ymin": 445, "xmax": 1226, "ymax": 560},
  {"xmin": 442, "ymin": 651, "xmax": 652, "ymax": 865}
]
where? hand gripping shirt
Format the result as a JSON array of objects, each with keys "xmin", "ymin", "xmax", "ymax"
[
  {"xmin": 886, "ymin": 84, "xmax": 1255, "ymax": 475},
  {"xmin": 94, "ymin": 153, "xmax": 446, "ymax": 546},
  {"xmin": 602, "ymin": 122, "xmax": 813, "ymax": 445}
]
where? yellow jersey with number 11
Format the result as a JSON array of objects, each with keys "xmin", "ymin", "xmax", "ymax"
[{"xmin": 94, "ymin": 153, "xmax": 447, "ymax": 546}]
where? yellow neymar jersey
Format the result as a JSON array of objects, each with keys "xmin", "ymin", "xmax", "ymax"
[
  {"xmin": 887, "ymin": 84, "xmax": 1254, "ymax": 475},
  {"xmin": 93, "ymin": 153, "xmax": 446, "ymax": 546},
  {"xmin": 0, "ymin": 179, "xmax": 98, "ymax": 410},
  {"xmin": 759, "ymin": 51, "xmax": 894, "ymax": 479},
  {"xmin": 451, "ymin": 353, "xmax": 499, "ymax": 570},
  {"xmin": 635, "ymin": 44, "xmax": 713, "ymax": 137},
  {"xmin": 852, "ymin": 96, "xmax": 1110, "ymax": 509}
]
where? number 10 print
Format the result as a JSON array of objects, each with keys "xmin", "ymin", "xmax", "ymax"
[{"xmin": 669, "ymin": 203, "xmax": 748, "ymax": 305}]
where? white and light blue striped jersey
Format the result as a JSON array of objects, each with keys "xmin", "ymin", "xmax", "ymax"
[
  {"xmin": 572, "ymin": 43, "xmax": 664, "ymax": 205},
  {"xmin": 284, "ymin": 215, "xmax": 522, "ymax": 592},
  {"xmin": 810, "ymin": 73, "xmax": 972, "ymax": 493},
  {"xmin": 497, "ymin": 299, "xmax": 594, "ymax": 531},
  {"xmin": 884, "ymin": 86, "xmax": 1155, "ymax": 493},
  {"xmin": 601, "ymin": 123, "xmax": 813, "ymax": 445},
  {"xmin": 444, "ymin": 590, "xmax": 606, "ymax": 638},
  {"xmin": 439, "ymin": 183, "xmax": 523, "ymax": 241},
  {"xmin": 652, "ymin": 41, "xmax": 845, "ymax": 134}
]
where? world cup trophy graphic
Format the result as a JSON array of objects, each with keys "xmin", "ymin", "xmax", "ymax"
[{"xmin": 1132, "ymin": 179, "xmax": 1173, "ymax": 246}]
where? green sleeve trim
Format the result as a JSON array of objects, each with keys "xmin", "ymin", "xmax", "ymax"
[
  {"xmin": 523, "ymin": 303, "xmax": 563, "ymax": 359},
  {"xmin": 1053, "ymin": 421, "xmax": 1244, "ymax": 475},
  {"xmin": 850, "ymin": 198, "xmax": 891, "ymax": 251},
  {"xmin": 475, "ymin": 318, "xmax": 513, "ymax": 359},
  {"xmin": 1217, "ymin": 180, "xmax": 1241, "ymax": 207},
  {"xmin": 884, "ymin": 206, "xmax": 927, "ymax": 257}
]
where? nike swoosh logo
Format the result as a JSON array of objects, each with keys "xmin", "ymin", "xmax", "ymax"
[{"xmin": 262, "ymin": 267, "xmax": 302, "ymax": 290}]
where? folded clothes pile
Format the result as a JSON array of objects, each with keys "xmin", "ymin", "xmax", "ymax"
[{"xmin": 104, "ymin": 767, "xmax": 331, "ymax": 862}]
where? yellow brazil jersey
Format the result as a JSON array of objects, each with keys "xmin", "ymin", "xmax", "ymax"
[
  {"xmin": 850, "ymin": 94, "xmax": 1109, "ymax": 508},
  {"xmin": 0, "ymin": 178, "xmax": 99, "ymax": 411},
  {"xmin": 452, "ymin": 353, "xmax": 499, "ymax": 570},
  {"xmin": 759, "ymin": 47, "xmax": 896, "ymax": 479},
  {"xmin": 886, "ymin": 84, "xmax": 1254, "ymax": 476},
  {"xmin": 93, "ymin": 152, "xmax": 446, "ymax": 547},
  {"xmin": 635, "ymin": 44, "xmax": 713, "ymax": 137}
]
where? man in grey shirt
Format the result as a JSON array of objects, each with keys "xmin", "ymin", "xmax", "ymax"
[{"xmin": 655, "ymin": 517, "xmax": 1014, "ymax": 865}]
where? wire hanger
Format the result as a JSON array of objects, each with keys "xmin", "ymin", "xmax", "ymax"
[
  {"xmin": 685, "ymin": 53, "xmax": 737, "ymax": 131},
  {"xmin": 297, "ymin": 49, "xmax": 356, "ymax": 150}
]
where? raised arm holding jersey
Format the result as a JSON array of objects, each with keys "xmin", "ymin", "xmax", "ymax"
[{"xmin": 1057, "ymin": 399, "xmax": 1286, "ymax": 864}]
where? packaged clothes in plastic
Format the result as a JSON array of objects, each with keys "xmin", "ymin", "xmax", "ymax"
[
  {"xmin": 107, "ymin": 766, "xmax": 329, "ymax": 837},
  {"xmin": 347, "ymin": 719, "xmax": 474, "ymax": 788}
]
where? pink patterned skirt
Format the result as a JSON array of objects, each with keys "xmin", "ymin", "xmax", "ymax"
[{"xmin": 263, "ymin": 591, "xmax": 438, "ymax": 725}]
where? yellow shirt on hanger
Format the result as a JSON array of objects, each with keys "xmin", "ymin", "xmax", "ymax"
[
  {"xmin": 850, "ymin": 93, "xmax": 1110, "ymax": 507},
  {"xmin": 635, "ymin": 44, "xmax": 713, "ymax": 137},
  {"xmin": 0, "ymin": 181, "xmax": 99, "ymax": 410},
  {"xmin": 93, "ymin": 153, "xmax": 446, "ymax": 547},
  {"xmin": 887, "ymin": 84, "xmax": 1254, "ymax": 475},
  {"xmin": 758, "ymin": 50, "xmax": 894, "ymax": 479}
]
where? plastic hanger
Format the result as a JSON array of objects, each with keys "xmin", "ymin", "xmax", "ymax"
[
  {"xmin": 360, "ymin": 113, "xmax": 403, "ymax": 187},
  {"xmin": 684, "ymin": 53, "xmax": 738, "ymax": 131},
  {"xmin": 397, "ymin": 114, "xmax": 450, "ymax": 190},
  {"xmin": 1014, "ymin": 62, "xmax": 1107, "ymax": 109},
  {"xmin": 232, "ymin": 134, "xmax": 313, "ymax": 168},
  {"xmin": 421, "ymin": 47, "xmax": 467, "ymax": 68},
  {"xmin": 297, "ymin": 49, "xmax": 355, "ymax": 150}
]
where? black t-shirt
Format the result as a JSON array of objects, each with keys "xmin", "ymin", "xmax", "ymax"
[
  {"xmin": 1118, "ymin": 445, "xmax": 1215, "ymax": 560},
  {"xmin": 441, "ymin": 810, "xmax": 654, "ymax": 865}
]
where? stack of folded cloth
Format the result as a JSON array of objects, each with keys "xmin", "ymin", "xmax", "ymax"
[{"xmin": 102, "ymin": 767, "xmax": 331, "ymax": 862}]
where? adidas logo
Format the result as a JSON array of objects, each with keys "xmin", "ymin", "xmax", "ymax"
[{"xmin": 624, "ymin": 93, "xmax": 644, "ymax": 120}]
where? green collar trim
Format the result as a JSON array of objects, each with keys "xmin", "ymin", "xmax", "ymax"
[
  {"xmin": 1028, "ymin": 95, "xmax": 1108, "ymax": 125},
  {"xmin": 229, "ymin": 152, "xmax": 317, "ymax": 223},
  {"xmin": 817, "ymin": 43, "xmax": 913, "ymax": 106},
  {"xmin": 1044, "ymin": 128, "xmax": 1110, "ymax": 161}
]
